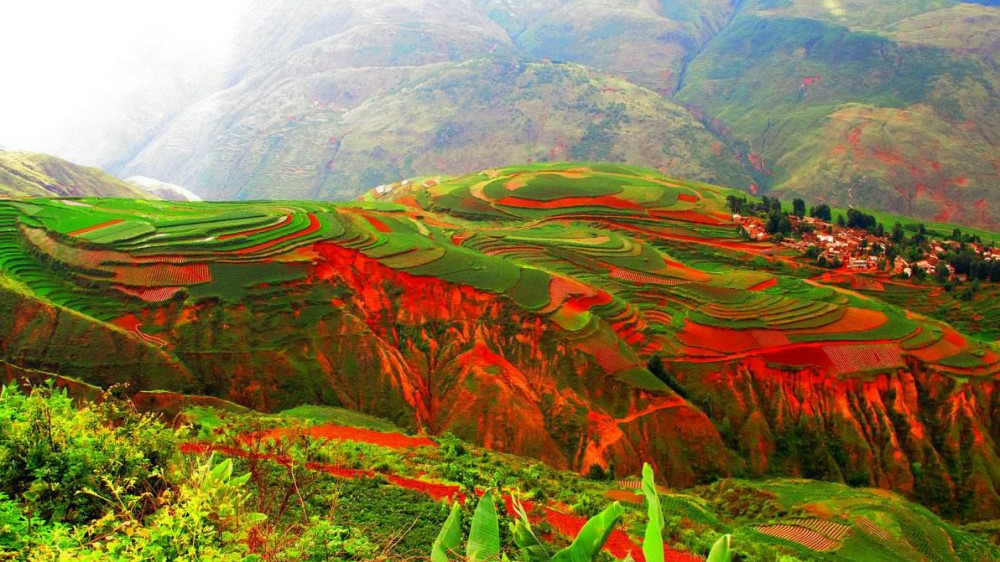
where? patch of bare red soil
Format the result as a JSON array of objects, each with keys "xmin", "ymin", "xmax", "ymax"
[
  {"xmin": 362, "ymin": 214, "xmax": 393, "ymax": 233},
  {"xmin": 111, "ymin": 314, "xmax": 169, "ymax": 347},
  {"xmin": 385, "ymin": 474, "xmax": 462, "ymax": 502},
  {"xmin": 605, "ymin": 490, "xmax": 643, "ymax": 504},
  {"xmin": 112, "ymin": 285, "xmax": 183, "ymax": 302},
  {"xmin": 496, "ymin": 195, "xmax": 642, "ymax": 210},
  {"xmin": 67, "ymin": 219, "xmax": 123, "ymax": 237},
  {"xmin": 748, "ymin": 278, "xmax": 777, "ymax": 291},
  {"xmin": 564, "ymin": 290, "xmax": 613, "ymax": 313},
  {"xmin": 759, "ymin": 345, "xmax": 835, "ymax": 370},
  {"xmin": 257, "ymin": 424, "xmax": 437, "ymax": 450},
  {"xmin": 112, "ymin": 263, "xmax": 211, "ymax": 286},
  {"xmin": 647, "ymin": 210, "xmax": 727, "ymax": 225},
  {"xmin": 942, "ymin": 327, "xmax": 966, "ymax": 348},
  {"xmin": 782, "ymin": 307, "xmax": 886, "ymax": 336}
]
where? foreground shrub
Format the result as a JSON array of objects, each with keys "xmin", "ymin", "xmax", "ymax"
[{"xmin": 0, "ymin": 383, "xmax": 175, "ymax": 525}]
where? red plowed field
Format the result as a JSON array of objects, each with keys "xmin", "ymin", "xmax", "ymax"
[
  {"xmin": 257, "ymin": 423, "xmax": 437, "ymax": 450},
  {"xmin": 496, "ymin": 195, "xmax": 642, "ymax": 210},
  {"xmin": 68, "ymin": 219, "xmax": 123, "ymax": 237}
]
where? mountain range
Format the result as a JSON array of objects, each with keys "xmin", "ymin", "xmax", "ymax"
[{"xmin": 50, "ymin": 0, "xmax": 999, "ymax": 230}]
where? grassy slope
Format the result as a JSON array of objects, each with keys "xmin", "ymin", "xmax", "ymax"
[
  {"xmin": 316, "ymin": 60, "xmax": 749, "ymax": 197},
  {"xmin": 676, "ymin": 2, "xmax": 1000, "ymax": 229},
  {"xmin": 151, "ymin": 59, "xmax": 750, "ymax": 201},
  {"xmin": 513, "ymin": 0, "xmax": 739, "ymax": 92},
  {"xmin": 172, "ymin": 400, "xmax": 1000, "ymax": 561},
  {"xmin": 0, "ymin": 152, "xmax": 150, "ymax": 199}
]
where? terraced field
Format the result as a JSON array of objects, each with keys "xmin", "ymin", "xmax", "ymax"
[
  {"xmin": 3, "ymin": 163, "xmax": 997, "ymax": 384},
  {"xmin": 2, "ymin": 162, "xmax": 998, "ymax": 524}
]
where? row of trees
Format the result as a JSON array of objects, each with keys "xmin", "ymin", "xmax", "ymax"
[{"xmin": 726, "ymin": 194, "xmax": 882, "ymax": 234}]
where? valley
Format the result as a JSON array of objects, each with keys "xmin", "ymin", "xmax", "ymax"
[
  {"xmin": 2, "ymin": 165, "xmax": 998, "ymax": 554},
  {"xmin": 3, "ymin": 1, "xmax": 1000, "ymax": 559}
]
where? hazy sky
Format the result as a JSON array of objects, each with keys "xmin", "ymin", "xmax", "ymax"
[{"xmin": 0, "ymin": 1, "xmax": 247, "ymax": 158}]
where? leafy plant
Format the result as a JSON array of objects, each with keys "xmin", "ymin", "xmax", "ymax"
[
  {"xmin": 430, "ymin": 462, "xmax": 735, "ymax": 562},
  {"xmin": 706, "ymin": 534, "xmax": 731, "ymax": 562},
  {"xmin": 634, "ymin": 462, "xmax": 732, "ymax": 562},
  {"xmin": 433, "ymin": 489, "xmax": 624, "ymax": 561},
  {"xmin": 0, "ymin": 383, "xmax": 175, "ymax": 525},
  {"xmin": 433, "ymin": 490, "xmax": 506, "ymax": 561},
  {"xmin": 640, "ymin": 463, "xmax": 664, "ymax": 562}
]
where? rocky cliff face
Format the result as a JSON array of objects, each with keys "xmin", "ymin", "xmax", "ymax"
[
  {"xmin": 98, "ymin": 242, "xmax": 736, "ymax": 488},
  {"xmin": 679, "ymin": 357, "xmax": 1000, "ymax": 519},
  {"xmin": 8, "ymin": 233, "xmax": 995, "ymax": 517}
]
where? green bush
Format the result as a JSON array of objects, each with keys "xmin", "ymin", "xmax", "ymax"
[
  {"xmin": 0, "ymin": 384, "xmax": 266, "ymax": 561},
  {"xmin": 0, "ymin": 383, "xmax": 176, "ymax": 525}
]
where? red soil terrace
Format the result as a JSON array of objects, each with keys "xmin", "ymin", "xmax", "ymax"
[
  {"xmin": 257, "ymin": 423, "xmax": 437, "ymax": 450},
  {"xmin": 496, "ymin": 195, "xmax": 643, "ymax": 210},
  {"xmin": 234, "ymin": 212, "xmax": 322, "ymax": 255},
  {"xmin": 67, "ymin": 219, "xmax": 124, "ymax": 237},
  {"xmin": 747, "ymin": 278, "xmax": 777, "ymax": 291}
]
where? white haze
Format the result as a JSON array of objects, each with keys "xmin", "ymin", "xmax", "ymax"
[{"xmin": 0, "ymin": 1, "xmax": 248, "ymax": 165}]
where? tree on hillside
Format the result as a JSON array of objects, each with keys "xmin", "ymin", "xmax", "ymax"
[
  {"xmin": 846, "ymin": 208, "xmax": 876, "ymax": 230},
  {"xmin": 809, "ymin": 203, "xmax": 831, "ymax": 221},
  {"xmin": 792, "ymin": 198, "xmax": 805, "ymax": 218},
  {"xmin": 891, "ymin": 222, "xmax": 905, "ymax": 243},
  {"xmin": 936, "ymin": 263, "xmax": 951, "ymax": 283},
  {"xmin": 647, "ymin": 356, "xmax": 687, "ymax": 398}
]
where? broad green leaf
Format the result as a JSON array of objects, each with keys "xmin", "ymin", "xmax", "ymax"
[
  {"xmin": 232, "ymin": 472, "xmax": 251, "ymax": 488},
  {"xmin": 510, "ymin": 495, "xmax": 550, "ymax": 560},
  {"xmin": 706, "ymin": 534, "xmax": 732, "ymax": 562},
  {"xmin": 640, "ymin": 463, "xmax": 664, "ymax": 562},
  {"xmin": 431, "ymin": 502, "xmax": 463, "ymax": 562},
  {"xmin": 209, "ymin": 458, "xmax": 232, "ymax": 484},
  {"xmin": 551, "ymin": 501, "xmax": 624, "ymax": 562},
  {"xmin": 468, "ymin": 490, "xmax": 501, "ymax": 561},
  {"xmin": 245, "ymin": 512, "xmax": 267, "ymax": 525}
]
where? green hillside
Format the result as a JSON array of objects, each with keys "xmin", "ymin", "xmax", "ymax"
[
  {"xmin": 1, "ymin": 164, "xmax": 998, "ymax": 533},
  {"xmin": 123, "ymin": 58, "xmax": 750, "ymax": 202},
  {"xmin": 676, "ymin": 3, "xmax": 1000, "ymax": 229},
  {"xmin": 0, "ymin": 152, "xmax": 151, "ymax": 199}
]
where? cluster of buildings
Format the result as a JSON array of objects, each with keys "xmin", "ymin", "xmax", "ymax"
[{"xmin": 735, "ymin": 214, "xmax": 1000, "ymax": 280}]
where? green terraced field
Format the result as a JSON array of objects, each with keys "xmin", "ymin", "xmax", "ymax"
[{"xmin": 2, "ymin": 163, "xmax": 999, "ymax": 535}]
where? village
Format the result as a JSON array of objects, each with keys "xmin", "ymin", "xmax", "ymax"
[{"xmin": 735, "ymin": 212, "xmax": 1000, "ymax": 283}]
